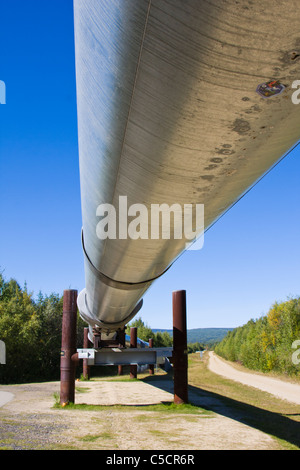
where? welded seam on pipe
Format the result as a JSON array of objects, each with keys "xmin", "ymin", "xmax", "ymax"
[{"xmin": 82, "ymin": 229, "xmax": 173, "ymax": 290}]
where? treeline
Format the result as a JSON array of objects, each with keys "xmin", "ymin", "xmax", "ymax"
[
  {"xmin": 126, "ymin": 317, "xmax": 173, "ymax": 347},
  {"xmin": 126, "ymin": 318, "xmax": 206, "ymax": 352},
  {"xmin": 0, "ymin": 274, "xmax": 86, "ymax": 384},
  {"xmin": 187, "ymin": 342, "xmax": 206, "ymax": 353},
  {"xmin": 215, "ymin": 297, "xmax": 300, "ymax": 376}
]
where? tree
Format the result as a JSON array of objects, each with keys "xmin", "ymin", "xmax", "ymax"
[
  {"xmin": 153, "ymin": 331, "xmax": 172, "ymax": 347},
  {"xmin": 0, "ymin": 276, "xmax": 40, "ymax": 383},
  {"xmin": 0, "ymin": 273, "xmax": 86, "ymax": 384},
  {"xmin": 126, "ymin": 317, "xmax": 154, "ymax": 342},
  {"xmin": 215, "ymin": 298, "xmax": 300, "ymax": 376},
  {"xmin": 126, "ymin": 317, "xmax": 173, "ymax": 347}
]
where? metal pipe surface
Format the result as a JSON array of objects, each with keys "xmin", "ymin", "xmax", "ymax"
[{"xmin": 74, "ymin": 1, "xmax": 300, "ymax": 337}]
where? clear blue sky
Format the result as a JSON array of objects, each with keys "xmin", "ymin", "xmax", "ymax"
[{"xmin": 1, "ymin": 1, "xmax": 300, "ymax": 330}]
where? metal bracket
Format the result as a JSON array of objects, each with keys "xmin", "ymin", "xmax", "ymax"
[{"xmin": 77, "ymin": 347, "xmax": 173, "ymax": 366}]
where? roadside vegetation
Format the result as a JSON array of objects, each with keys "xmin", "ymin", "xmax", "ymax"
[{"xmin": 215, "ymin": 297, "xmax": 300, "ymax": 376}]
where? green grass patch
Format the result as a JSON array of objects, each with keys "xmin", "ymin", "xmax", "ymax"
[
  {"xmin": 75, "ymin": 386, "xmax": 91, "ymax": 393},
  {"xmin": 98, "ymin": 377, "xmax": 140, "ymax": 382},
  {"xmin": 53, "ymin": 397, "xmax": 207, "ymax": 415},
  {"xmin": 148, "ymin": 429, "xmax": 167, "ymax": 437},
  {"xmin": 79, "ymin": 432, "xmax": 114, "ymax": 442}
]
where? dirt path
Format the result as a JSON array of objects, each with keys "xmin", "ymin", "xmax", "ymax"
[
  {"xmin": 208, "ymin": 351, "xmax": 300, "ymax": 405},
  {"xmin": 0, "ymin": 377, "xmax": 281, "ymax": 450}
]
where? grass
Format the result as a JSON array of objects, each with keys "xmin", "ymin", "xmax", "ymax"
[
  {"xmin": 75, "ymin": 385, "xmax": 91, "ymax": 393},
  {"xmin": 53, "ymin": 396, "xmax": 207, "ymax": 415},
  {"xmin": 79, "ymin": 432, "xmax": 114, "ymax": 442},
  {"xmin": 188, "ymin": 352, "xmax": 300, "ymax": 450},
  {"xmin": 97, "ymin": 377, "xmax": 140, "ymax": 382}
]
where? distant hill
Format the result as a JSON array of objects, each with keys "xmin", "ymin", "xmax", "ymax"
[{"xmin": 152, "ymin": 328, "xmax": 233, "ymax": 344}]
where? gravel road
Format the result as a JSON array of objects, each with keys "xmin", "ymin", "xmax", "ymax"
[
  {"xmin": 208, "ymin": 351, "xmax": 300, "ymax": 405},
  {"xmin": 0, "ymin": 377, "xmax": 280, "ymax": 450}
]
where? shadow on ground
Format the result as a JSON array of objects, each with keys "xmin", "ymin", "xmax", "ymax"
[{"xmin": 142, "ymin": 373, "xmax": 300, "ymax": 449}]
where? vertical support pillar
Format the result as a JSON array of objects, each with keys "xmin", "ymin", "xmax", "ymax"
[
  {"xmin": 82, "ymin": 327, "xmax": 90, "ymax": 380},
  {"xmin": 130, "ymin": 327, "xmax": 137, "ymax": 379},
  {"xmin": 117, "ymin": 328, "xmax": 125, "ymax": 376},
  {"xmin": 172, "ymin": 290, "xmax": 188, "ymax": 404},
  {"xmin": 149, "ymin": 338, "xmax": 154, "ymax": 375},
  {"xmin": 60, "ymin": 289, "xmax": 78, "ymax": 405}
]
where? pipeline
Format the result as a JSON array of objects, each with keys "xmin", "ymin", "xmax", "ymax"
[{"xmin": 74, "ymin": 0, "xmax": 300, "ymax": 342}]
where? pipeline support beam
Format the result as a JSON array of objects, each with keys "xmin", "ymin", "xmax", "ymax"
[
  {"xmin": 173, "ymin": 290, "xmax": 188, "ymax": 404},
  {"xmin": 60, "ymin": 290, "xmax": 78, "ymax": 405},
  {"xmin": 82, "ymin": 327, "xmax": 90, "ymax": 380},
  {"xmin": 130, "ymin": 327, "xmax": 137, "ymax": 379},
  {"xmin": 77, "ymin": 347, "xmax": 172, "ymax": 366},
  {"xmin": 149, "ymin": 338, "xmax": 154, "ymax": 375}
]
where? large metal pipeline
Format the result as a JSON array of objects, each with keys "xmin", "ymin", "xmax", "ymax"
[{"xmin": 74, "ymin": 0, "xmax": 300, "ymax": 341}]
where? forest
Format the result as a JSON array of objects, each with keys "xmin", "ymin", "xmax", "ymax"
[
  {"xmin": 215, "ymin": 297, "xmax": 300, "ymax": 376},
  {"xmin": 0, "ymin": 274, "xmax": 173, "ymax": 384}
]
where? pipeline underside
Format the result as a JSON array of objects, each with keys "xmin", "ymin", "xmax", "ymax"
[{"xmin": 73, "ymin": 0, "xmax": 300, "ymax": 338}]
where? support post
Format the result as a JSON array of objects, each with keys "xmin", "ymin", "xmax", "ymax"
[
  {"xmin": 118, "ymin": 365, "xmax": 123, "ymax": 376},
  {"xmin": 172, "ymin": 290, "xmax": 188, "ymax": 404},
  {"xmin": 130, "ymin": 327, "xmax": 137, "ymax": 379},
  {"xmin": 60, "ymin": 289, "xmax": 78, "ymax": 405},
  {"xmin": 149, "ymin": 338, "xmax": 154, "ymax": 375},
  {"xmin": 82, "ymin": 327, "xmax": 90, "ymax": 380}
]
